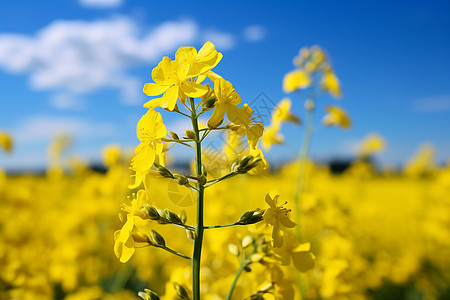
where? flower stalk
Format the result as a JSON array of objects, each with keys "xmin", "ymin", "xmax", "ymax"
[{"xmin": 190, "ymin": 97, "xmax": 205, "ymax": 300}]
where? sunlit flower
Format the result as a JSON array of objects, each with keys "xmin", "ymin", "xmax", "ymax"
[
  {"xmin": 131, "ymin": 109, "xmax": 167, "ymax": 172},
  {"xmin": 0, "ymin": 132, "xmax": 13, "ymax": 153},
  {"xmin": 321, "ymin": 68, "xmax": 342, "ymax": 99},
  {"xmin": 207, "ymin": 78, "xmax": 243, "ymax": 128},
  {"xmin": 283, "ymin": 69, "xmax": 311, "ymax": 93},
  {"xmin": 322, "ymin": 105, "xmax": 351, "ymax": 128},
  {"xmin": 175, "ymin": 41, "xmax": 223, "ymax": 77},
  {"xmin": 143, "ymin": 57, "xmax": 209, "ymax": 111},
  {"xmin": 263, "ymin": 194, "xmax": 296, "ymax": 247}
]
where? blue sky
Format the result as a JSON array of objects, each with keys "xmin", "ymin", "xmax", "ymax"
[{"xmin": 0, "ymin": 0, "xmax": 449, "ymax": 171}]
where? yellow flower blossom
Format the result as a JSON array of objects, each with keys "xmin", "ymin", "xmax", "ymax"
[
  {"xmin": 321, "ymin": 69, "xmax": 342, "ymax": 99},
  {"xmin": 359, "ymin": 133, "xmax": 386, "ymax": 157},
  {"xmin": 0, "ymin": 132, "xmax": 13, "ymax": 153},
  {"xmin": 272, "ymin": 98, "xmax": 301, "ymax": 126},
  {"xmin": 207, "ymin": 78, "xmax": 243, "ymax": 128},
  {"xmin": 283, "ymin": 69, "xmax": 311, "ymax": 93},
  {"xmin": 175, "ymin": 41, "xmax": 223, "ymax": 77},
  {"xmin": 262, "ymin": 98, "xmax": 300, "ymax": 150},
  {"xmin": 131, "ymin": 109, "xmax": 167, "ymax": 172},
  {"xmin": 263, "ymin": 194, "xmax": 296, "ymax": 247},
  {"xmin": 143, "ymin": 57, "xmax": 209, "ymax": 111},
  {"xmin": 322, "ymin": 105, "xmax": 351, "ymax": 128},
  {"xmin": 273, "ymin": 232, "xmax": 315, "ymax": 272}
]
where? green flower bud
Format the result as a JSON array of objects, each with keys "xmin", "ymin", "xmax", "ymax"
[
  {"xmin": 169, "ymin": 131, "xmax": 179, "ymax": 140},
  {"xmin": 173, "ymin": 174, "xmax": 189, "ymax": 185},
  {"xmin": 173, "ymin": 282, "xmax": 190, "ymax": 300},
  {"xmin": 153, "ymin": 162, "xmax": 174, "ymax": 178},
  {"xmin": 185, "ymin": 130, "xmax": 196, "ymax": 140},
  {"xmin": 138, "ymin": 289, "xmax": 160, "ymax": 300},
  {"xmin": 164, "ymin": 209, "xmax": 182, "ymax": 224},
  {"xmin": 238, "ymin": 211, "xmax": 254, "ymax": 223},
  {"xmin": 201, "ymin": 96, "xmax": 217, "ymax": 112},
  {"xmin": 143, "ymin": 204, "xmax": 160, "ymax": 220},
  {"xmin": 150, "ymin": 229, "xmax": 165, "ymax": 247}
]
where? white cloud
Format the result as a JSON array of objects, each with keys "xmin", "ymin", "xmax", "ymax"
[
  {"xmin": 0, "ymin": 17, "xmax": 204, "ymax": 105},
  {"xmin": 413, "ymin": 95, "xmax": 450, "ymax": 113},
  {"xmin": 79, "ymin": 0, "xmax": 123, "ymax": 8},
  {"xmin": 50, "ymin": 92, "xmax": 85, "ymax": 110},
  {"xmin": 203, "ymin": 30, "xmax": 236, "ymax": 50},
  {"xmin": 13, "ymin": 115, "xmax": 117, "ymax": 144},
  {"xmin": 243, "ymin": 25, "xmax": 266, "ymax": 42}
]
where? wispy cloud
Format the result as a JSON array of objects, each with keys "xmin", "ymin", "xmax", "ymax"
[
  {"xmin": 79, "ymin": 0, "xmax": 123, "ymax": 8},
  {"xmin": 13, "ymin": 115, "xmax": 117, "ymax": 144},
  {"xmin": 50, "ymin": 92, "xmax": 85, "ymax": 111},
  {"xmin": 203, "ymin": 30, "xmax": 236, "ymax": 50},
  {"xmin": 243, "ymin": 25, "xmax": 266, "ymax": 42},
  {"xmin": 413, "ymin": 95, "xmax": 450, "ymax": 113}
]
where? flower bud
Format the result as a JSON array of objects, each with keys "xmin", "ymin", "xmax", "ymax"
[
  {"xmin": 201, "ymin": 96, "xmax": 217, "ymax": 112},
  {"xmin": 153, "ymin": 162, "xmax": 174, "ymax": 178},
  {"xmin": 169, "ymin": 131, "xmax": 180, "ymax": 140},
  {"xmin": 150, "ymin": 229, "xmax": 165, "ymax": 247},
  {"xmin": 305, "ymin": 99, "xmax": 315, "ymax": 111},
  {"xmin": 173, "ymin": 174, "xmax": 189, "ymax": 185},
  {"xmin": 143, "ymin": 204, "xmax": 160, "ymax": 220},
  {"xmin": 228, "ymin": 243, "xmax": 240, "ymax": 256},
  {"xmin": 186, "ymin": 229, "xmax": 195, "ymax": 242},
  {"xmin": 164, "ymin": 209, "xmax": 182, "ymax": 224},
  {"xmin": 138, "ymin": 289, "xmax": 160, "ymax": 300},
  {"xmin": 173, "ymin": 282, "xmax": 190, "ymax": 300},
  {"xmin": 185, "ymin": 130, "xmax": 196, "ymax": 140},
  {"xmin": 242, "ymin": 235, "xmax": 253, "ymax": 248}
]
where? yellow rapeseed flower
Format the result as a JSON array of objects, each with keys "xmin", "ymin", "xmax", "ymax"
[
  {"xmin": 263, "ymin": 194, "xmax": 296, "ymax": 247},
  {"xmin": 207, "ymin": 78, "xmax": 243, "ymax": 128},
  {"xmin": 0, "ymin": 132, "xmax": 13, "ymax": 153},
  {"xmin": 322, "ymin": 105, "xmax": 351, "ymax": 129},
  {"xmin": 131, "ymin": 109, "xmax": 167, "ymax": 172},
  {"xmin": 175, "ymin": 41, "xmax": 223, "ymax": 77},
  {"xmin": 143, "ymin": 57, "xmax": 208, "ymax": 111},
  {"xmin": 321, "ymin": 69, "xmax": 342, "ymax": 99},
  {"xmin": 283, "ymin": 69, "xmax": 311, "ymax": 93}
]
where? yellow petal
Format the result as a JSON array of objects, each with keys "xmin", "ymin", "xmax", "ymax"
[
  {"xmin": 143, "ymin": 82, "xmax": 172, "ymax": 96},
  {"xmin": 265, "ymin": 193, "xmax": 276, "ymax": 209},
  {"xmin": 152, "ymin": 56, "xmax": 172, "ymax": 83},
  {"xmin": 128, "ymin": 171, "xmax": 144, "ymax": 189},
  {"xmin": 208, "ymin": 104, "xmax": 226, "ymax": 128},
  {"xmin": 143, "ymin": 97, "xmax": 162, "ymax": 109},
  {"xmin": 272, "ymin": 222, "xmax": 283, "ymax": 248},
  {"xmin": 279, "ymin": 216, "xmax": 296, "ymax": 228},
  {"xmin": 181, "ymin": 81, "xmax": 209, "ymax": 98},
  {"xmin": 321, "ymin": 71, "xmax": 342, "ymax": 99},
  {"xmin": 291, "ymin": 251, "xmax": 315, "ymax": 272},
  {"xmin": 160, "ymin": 85, "xmax": 179, "ymax": 111},
  {"xmin": 283, "ymin": 70, "xmax": 311, "ymax": 93},
  {"xmin": 175, "ymin": 46, "xmax": 197, "ymax": 65},
  {"xmin": 247, "ymin": 123, "xmax": 264, "ymax": 150},
  {"xmin": 131, "ymin": 142, "xmax": 156, "ymax": 172}
]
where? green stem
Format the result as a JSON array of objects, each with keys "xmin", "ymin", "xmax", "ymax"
[
  {"xmin": 204, "ymin": 222, "xmax": 240, "ymax": 230},
  {"xmin": 226, "ymin": 244, "xmax": 257, "ymax": 300},
  {"xmin": 226, "ymin": 261, "xmax": 250, "ymax": 300},
  {"xmin": 190, "ymin": 97, "xmax": 205, "ymax": 300},
  {"xmin": 204, "ymin": 172, "xmax": 237, "ymax": 188},
  {"xmin": 157, "ymin": 245, "xmax": 192, "ymax": 260},
  {"xmin": 293, "ymin": 98, "xmax": 315, "ymax": 241}
]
